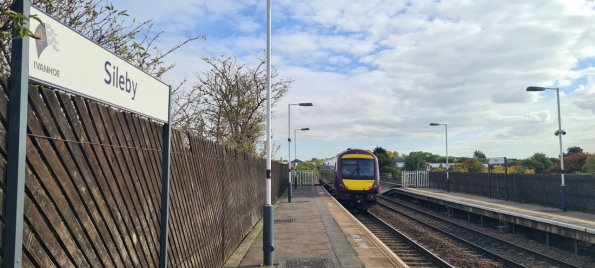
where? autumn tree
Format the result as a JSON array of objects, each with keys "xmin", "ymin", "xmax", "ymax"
[
  {"xmin": 373, "ymin": 146, "xmax": 398, "ymax": 175},
  {"xmin": 451, "ymin": 164, "xmax": 468, "ymax": 172},
  {"xmin": 1, "ymin": 0, "xmax": 203, "ymax": 84},
  {"xmin": 547, "ymin": 153, "xmax": 589, "ymax": 174},
  {"xmin": 386, "ymin": 150, "xmax": 401, "ymax": 159},
  {"xmin": 462, "ymin": 158, "xmax": 486, "ymax": 173},
  {"xmin": 491, "ymin": 165, "xmax": 517, "ymax": 174},
  {"xmin": 176, "ymin": 55, "xmax": 291, "ymax": 155}
]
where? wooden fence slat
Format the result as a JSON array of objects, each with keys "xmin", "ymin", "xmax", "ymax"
[
  {"xmin": 87, "ymin": 101, "xmax": 150, "ymax": 267},
  {"xmin": 71, "ymin": 96, "xmax": 141, "ymax": 267},
  {"xmin": 96, "ymin": 104, "xmax": 155, "ymax": 266},
  {"xmin": 110, "ymin": 110, "xmax": 159, "ymax": 266},
  {"xmin": 138, "ymin": 116, "xmax": 187, "ymax": 266},
  {"xmin": 171, "ymin": 130, "xmax": 200, "ymax": 267},
  {"xmin": 168, "ymin": 131, "xmax": 191, "ymax": 266},
  {"xmin": 57, "ymin": 92, "xmax": 133, "ymax": 267},
  {"xmin": 26, "ymin": 87, "xmax": 106, "ymax": 267},
  {"xmin": 39, "ymin": 88, "xmax": 127, "ymax": 267}
]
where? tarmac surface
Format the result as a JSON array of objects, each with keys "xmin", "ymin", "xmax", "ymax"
[{"xmin": 223, "ymin": 185, "xmax": 407, "ymax": 268}]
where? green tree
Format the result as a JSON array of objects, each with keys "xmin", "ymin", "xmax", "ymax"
[
  {"xmin": 403, "ymin": 151, "xmax": 427, "ymax": 171},
  {"xmin": 525, "ymin": 153, "xmax": 554, "ymax": 174},
  {"xmin": 565, "ymin": 146, "xmax": 584, "ymax": 157},
  {"xmin": 311, "ymin": 158, "xmax": 325, "ymax": 166},
  {"xmin": 462, "ymin": 158, "xmax": 486, "ymax": 173},
  {"xmin": 473, "ymin": 150, "xmax": 487, "ymax": 161},
  {"xmin": 582, "ymin": 155, "xmax": 595, "ymax": 173},
  {"xmin": 425, "ymin": 153, "xmax": 443, "ymax": 163}
]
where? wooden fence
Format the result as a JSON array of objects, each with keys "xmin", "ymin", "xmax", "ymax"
[{"xmin": 0, "ymin": 83, "xmax": 288, "ymax": 267}]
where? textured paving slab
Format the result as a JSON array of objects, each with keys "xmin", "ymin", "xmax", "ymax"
[{"xmin": 225, "ymin": 186, "xmax": 407, "ymax": 268}]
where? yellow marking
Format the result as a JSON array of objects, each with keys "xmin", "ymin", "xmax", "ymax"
[
  {"xmin": 343, "ymin": 179, "xmax": 374, "ymax": 191},
  {"xmin": 342, "ymin": 154, "xmax": 374, "ymax": 159}
]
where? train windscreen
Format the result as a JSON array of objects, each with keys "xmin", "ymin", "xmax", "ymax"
[{"xmin": 341, "ymin": 159, "xmax": 375, "ymax": 179}]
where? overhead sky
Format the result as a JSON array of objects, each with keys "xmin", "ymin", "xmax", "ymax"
[{"xmin": 119, "ymin": 0, "xmax": 595, "ymax": 162}]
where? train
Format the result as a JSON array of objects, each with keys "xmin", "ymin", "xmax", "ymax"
[{"xmin": 320, "ymin": 148, "xmax": 380, "ymax": 209}]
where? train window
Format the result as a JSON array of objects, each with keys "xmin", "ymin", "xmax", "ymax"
[{"xmin": 341, "ymin": 159, "xmax": 375, "ymax": 179}]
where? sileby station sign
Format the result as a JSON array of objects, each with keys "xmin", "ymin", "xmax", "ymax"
[
  {"xmin": 4, "ymin": 3, "xmax": 172, "ymax": 268},
  {"xmin": 28, "ymin": 6, "xmax": 170, "ymax": 122}
]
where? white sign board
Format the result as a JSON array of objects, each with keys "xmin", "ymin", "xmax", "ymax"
[
  {"xmin": 488, "ymin": 157, "xmax": 506, "ymax": 164},
  {"xmin": 28, "ymin": 7, "xmax": 169, "ymax": 122}
]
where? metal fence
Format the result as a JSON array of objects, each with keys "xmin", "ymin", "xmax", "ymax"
[
  {"xmin": 294, "ymin": 170, "xmax": 315, "ymax": 186},
  {"xmin": 402, "ymin": 170, "xmax": 430, "ymax": 188},
  {"xmin": 429, "ymin": 172, "xmax": 595, "ymax": 213}
]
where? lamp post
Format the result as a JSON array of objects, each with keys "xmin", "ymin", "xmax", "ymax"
[
  {"xmin": 294, "ymin": 128, "xmax": 309, "ymax": 189},
  {"xmin": 288, "ymin": 103, "xmax": 312, "ymax": 202},
  {"xmin": 263, "ymin": 0, "xmax": 273, "ymax": 264},
  {"xmin": 430, "ymin": 123, "xmax": 449, "ymax": 192},
  {"xmin": 526, "ymin": 86, "xmax": 566, "ymax": 212}
]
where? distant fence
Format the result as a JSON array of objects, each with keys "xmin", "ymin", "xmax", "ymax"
[
  {"xmin": 429, "ymin": 172, "xmax": 595, "ymax": 214},
  {"xmin": 0, "ymin": 83, "xmax": 288, "ymax": 267},
  {"xmin": 294, "ymin": 170, "xmax": 315, "ymax": 186},
  {"xmin": 402, "ymin": 170, "xmax": 430, "ymax": 188}
]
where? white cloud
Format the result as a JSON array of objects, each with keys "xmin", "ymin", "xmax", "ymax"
[{"xmin": 119, "ymin": 0, "xmax": 595, "ymax": 160}]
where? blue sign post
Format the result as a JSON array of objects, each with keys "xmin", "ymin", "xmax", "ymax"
[{"xmin": 3, "ymin": 1, "xmax": 31, "ymax": 267}]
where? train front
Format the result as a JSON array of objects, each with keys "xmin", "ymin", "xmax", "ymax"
[{"xmin": 334, "ymin": 149, "xmax": 380, "ymax": 209}]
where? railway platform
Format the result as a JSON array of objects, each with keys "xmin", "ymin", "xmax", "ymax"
[
  {"xmin": 223, "ymin": 185, "xmax": 407, "ymax": 268},
  {"xmin": 391, "ymin": 187, "xmax": 595, "ymax": 248}
]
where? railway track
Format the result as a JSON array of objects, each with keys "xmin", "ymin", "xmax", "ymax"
[
  {"xmin": 353, "ymin": 212, "xmax": 453, "ymax": 268},
  {"xmin": 377, "ymin": 195, "xmax": 582, "ymax": 268}
]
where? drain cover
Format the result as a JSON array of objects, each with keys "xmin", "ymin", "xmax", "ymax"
[
  {"xmin": 279, "ymin": 258, "xmax": 334, "ymax": 268},
  {"xmin": 274, "ymin": 218, "xmax": 295, "ymax": 224}
]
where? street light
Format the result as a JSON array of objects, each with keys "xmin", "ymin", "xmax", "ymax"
[
  {"xmin": 526, "ymin": 86, "xmax": 567, "ymax": 211},
  {"xmin": 294, "ymin": 128, "xmax": 309, "ymax": 189},
  {"xmin": 288, "ymin": 103, "xmax": 313, "ymax": 202},
  {"xmin": 263, "ymin": 0, "xmax": 273, "ymax": 264},
  {"xmin": 430, "ymin": 123, "xmax": 449, "ymax": 192}
]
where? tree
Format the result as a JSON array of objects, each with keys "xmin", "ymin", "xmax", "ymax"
[
  {"xmin": 451, "ymin": 164, "xmax": 468, "ymax": 172},
  {"xmin": 386, "ymin": 150, "xmax": 400, "ymax": 159},
  {"xmin": 373, "ymin": 146, "xmax": 398, "ymax": 175},
  {"xmin": 583, "ymin": 155, "xmax": 595, "ymax": 173},
  {"xmin": 425, "ymin": 153, "xmax": 443, "ymax": 163},
  {"xmin": 403, "ymin": 151, "xmax": 427, "ymax": 171},
  {"xmin": 176, "ymin": 55, "xmax": 291, "ymax": 155},
  {"xmin": 462, "ymin": 158, "xmax": 486, "ymax": 173},
  {"xmin": 523, "ymin": 153, "xmax": 553, "ymax": 174},
  {"xmin": 473, "ymin": 150, "xmax": 486, "ymax": 161},
  {"xmin": 311, "ymin": 158, "xmax": 325, "ymax": 166},
  {"xmin": 2, "ymin": 0, "xmax": 204, "ymax": 81},
  {"xmin": 565, "ymin": 146, "xmax": 584, "ymax": 157},
  {"xmin": 491, "ymin": 165, "xmax": 517, "ymax": 174},
  {"xmin": 547, "ymin": 153, "xmax": 589, "ymax": 174}
]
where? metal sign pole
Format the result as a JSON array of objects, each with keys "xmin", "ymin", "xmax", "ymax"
[
  {"xmin": 504, "ymin": 157, "xmax": 508, "ymax": 201},
  {"xmin": 3, "ymin": 1, "xmax": 31, "ymax": 267},
  {"xmin": 488, "ymin": 164, "xmax": 492, "ymax": 199},
  {"xmin": 158, "ymin": 85, "xmax": 173, "ymax": 268}
]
